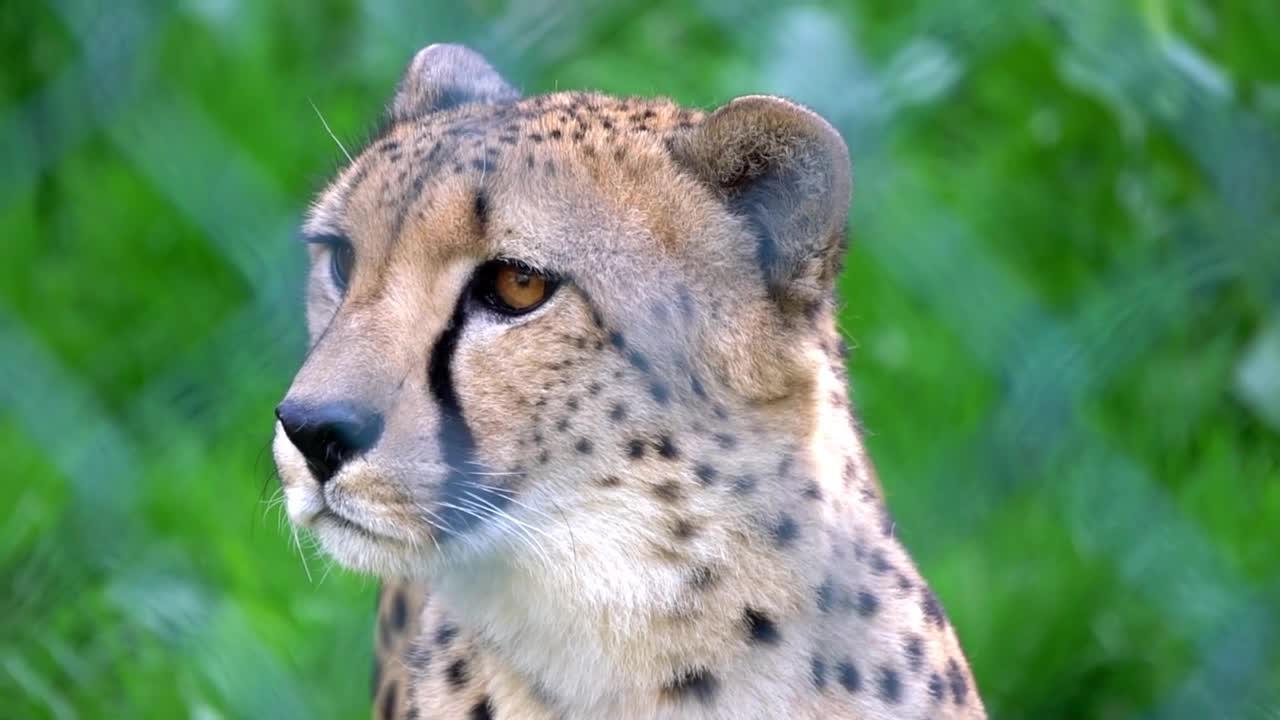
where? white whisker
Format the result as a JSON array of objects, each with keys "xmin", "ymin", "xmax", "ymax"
[
  {"xmin": 291, "ymin": 525, "xmax": 314, "ymax": 585},
  {"xmin": 458, "ymin": 491, "xmax": 553, "ymax": 569},
  {"xmin": 309, "ymin": 98, "xmax": 353, "ymax": 163}
]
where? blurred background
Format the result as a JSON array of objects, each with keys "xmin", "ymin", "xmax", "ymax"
[{"xmin": 3, "ymin": 1, "xmax": 1279, "ymax": 718}]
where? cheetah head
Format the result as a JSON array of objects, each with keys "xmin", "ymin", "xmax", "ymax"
[{"xmin": 273, "ymin": 44, "xmax": 852, "ymax": 584}]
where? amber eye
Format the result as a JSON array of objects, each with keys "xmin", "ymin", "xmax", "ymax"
[
  {"xmin": 474, "ymin": 260, "xmax": 559, "ymax": 316},
  {"xmin": 329, "ymin": 240, "xmax": 355, "ymax": 292}
]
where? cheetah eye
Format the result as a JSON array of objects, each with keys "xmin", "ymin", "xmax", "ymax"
[
  {"xmin": 473, "ymin": 259, "xmax": 559, "ymax": 316},
  {"xmin": 329, "ymin": 239, "xmax": 356, "ymax": 293}
]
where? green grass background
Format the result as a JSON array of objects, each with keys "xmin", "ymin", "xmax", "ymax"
[{"xmin": 3, "ymin": 1, "xmax": 1279, "ymax": 718}]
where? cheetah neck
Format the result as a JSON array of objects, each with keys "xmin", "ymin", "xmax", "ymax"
[{"xmin": 425, "ymin": 342, "xmax": 943, "ymax": 718}]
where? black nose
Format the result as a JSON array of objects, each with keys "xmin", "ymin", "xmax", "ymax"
[{"xmin": 275, "ymin": 400, "xmax": 384, "ymax": 483}]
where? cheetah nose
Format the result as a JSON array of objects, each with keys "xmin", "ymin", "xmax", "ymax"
[{"xmin": 275, "ymin": 400, "xmax": 384, "ymax": 484}]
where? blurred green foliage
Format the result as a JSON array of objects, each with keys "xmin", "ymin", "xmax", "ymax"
[{"xmin": 2, "ymin": 1, "xmax": 1279, "ymax": 718}]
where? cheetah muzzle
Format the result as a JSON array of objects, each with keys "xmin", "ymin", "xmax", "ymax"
[{"xmin": 273, "ymin": 42, "xmax": 986, "ymax": 720}]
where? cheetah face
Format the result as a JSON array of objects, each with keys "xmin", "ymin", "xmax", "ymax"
[{"xmin": 272, "ymin": 45, "xmax": 850, "ymax": 580}]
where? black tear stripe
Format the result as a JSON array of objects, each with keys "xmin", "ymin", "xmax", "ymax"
[{"xmin": 428, "ymin": 283, "xmax": 510, "ymax": 540}]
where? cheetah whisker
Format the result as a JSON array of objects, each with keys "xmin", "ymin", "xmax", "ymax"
[
  {"xmin": 458, "ymin": 481, "xmax": 561, "ymax": 526},
  {"xmin": 291, "ymin": 524, "xmax": 315, "ymax": 585},
  {"xmin": 309, "ymin": 98, "xmax": 352, "ymax": 163},
  {"xmin": 448, "ymin": 495, "xmax": 553, "ymax": 570},
  {"xmin": 457, "ymin": 493, "xmax": 555, "ymax": 567}
]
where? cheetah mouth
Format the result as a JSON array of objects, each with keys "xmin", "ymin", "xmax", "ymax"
[
  {"xmin": 314, "ymin": 507, "xmax": 402, "ymax": 545},
  {"xmin": 283, "ymin": 479, "xmax": 410, "ymax": 548}
]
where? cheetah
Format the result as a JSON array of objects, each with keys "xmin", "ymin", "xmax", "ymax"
[{"xmin": 273, "ymin": 44, "xmax": 986, "ymax": 720}]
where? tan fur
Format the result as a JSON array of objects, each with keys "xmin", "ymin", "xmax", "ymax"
[{"xmin": 274, "ymin": 44, "xmax": 985, "ymax": 720}]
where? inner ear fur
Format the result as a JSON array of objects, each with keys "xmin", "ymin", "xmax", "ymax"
[{"xmin": 672, "ymin": 95, "xmax": 852, "ymax": 316}]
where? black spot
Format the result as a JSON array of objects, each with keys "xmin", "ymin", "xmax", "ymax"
[
  {"xmin": 371, "ymin": 658, "xmax": 382, "ymax": 699},
  {"xmin": 689, "ymin": 375, "xmax": 706, "ymax": 398},
  {"xmin": 575, "ymin": 438, "xmax": 593, "ymax": 454},
  {"xmin": 608, "ymin": 330, "xmax": 626, "ymax": 349},
  {"xmin": 693, "ymin": 464, "xmax": 717, "ymax": 485},
  {"xmin": 802, "ymin": 480, "xmax": 822, "ymax": 501},
  {"xmin": 538, "ymin": 450, "xmax": 550, "ymax": 465},
  {"xmin": 587, "ymin": 381, "xmax": 602, "ymax": 396},
  {"xmin": 877, "ymin": 667, "xmax": 902, "ymax": 703},
  {"xmin": 550, "ymin": 129, "xmax": 563, "ymax": 140},
  {"xmin": 379, "ymin": 140, "xmax": 401, "ymax": 154},
  {"xmin": 628, "ymin": 439, "xmax": 646, "ymax": 459},
  {"xmin": 690, "ymin": 565, "xmax": 717, "ymax": 590},
  {"xmin": 816, "ymin": 579, "xmax": 834, "ymax": 613},
  {"xmin": 649, "ymin": 381, "xmax": 671, "ymax": 405},
  {"xmin": 922, "ymin": 587, "xmax": 947, "ymax": 628},
  {"xmin": 657, "ymin": 435, "xmax": 679, "ymax": 459},
  {"xmin": 811, "ymin": 656, "xmax": 827, "ymax": 690},
  {"xmin": 672, "ymin": 518, "xmax": 697, "ymax": 539},
  {"xmin": 555, "ymin": 417, "xmax": 570, "ymax": 433},
  {"xmin": 610, "ymin": 403, "xmax": 628, "ymax": 422},
  {"xmin": 713, "ymin": 433, "xmax": 737, "ymax": 450},
  {"xmin": 732, "ymin": 475, "xmax": 757, "ymax": 495},
  {"xmin": 380, "ymin": 679, "xmax": 398, "ymax": 720},
  {"xmin": 470, "ymin": 698, "xmax": 494, "ymax": 720},
  {"xmin": 446, "ymin": 658, "xmax": 469, "ymax": 688},
  {"xmin": 928, "ymin": 673, "xmax": 946, "ymax": 702},
  {"xmin": 852, "ymin": 540, "xmax": 867, "ymax": 561},
  {"xmin": 470, "ymin": 157, "xmax": 487, "ymax": 172},
  {"xmin": 904, "ymin": 634, "xmax": 924, "ymax": 672},
  {"xmin": 390, "ymin": 590, "xmax": 407, "ymax": 630},
  {"xmin": 627, "ymin": 350, "xmax": 651, "ymax": 373},
  {"xmin": 663, "ymin": 668, "xmax": 718, "ymax": 704},
  {"xmin": 855, "ymin": 591, "xmax": 880, "ymax": 618},
  {"xmin": 870, "ymin": 548, "xmax": 893, "ymax": 575},
  {"xmin": 837, "ymin": 660, "xmax": 861, "ymax": 693},
  {"xmin": 529, "ymin": 132, "xmax": 544, "ymax": 143},
  {"xmin": 947, "ymin": 659, "xmax": 969, "ymax": 705},
  {"xmin": 435, "ymin": 623, "xmax": 458, "ymax": 646},
  {"xmin": 379, "ymin": 610, "xmax": 391, "ymax": 649},
  {"xmin": 772, "ymin": 515, "xmax": 798, "ymax": 547},
  {"xmin": 566, "ymin": 396, "xmax": 579, "ymax": 411},
  {"xmin": 599, "ymin": 474, "xmax": 622, "ymax": 488},
  {"xmin": 652, "ymin": 480, "xmax": 682, "ymax": 503},
  {"xmin": 743, "ymin": 608, "xmax": 780, "ymax": 645},
  {"xmin": 777, "ymin": 454, "xmax": 794, "ymax": 478}
]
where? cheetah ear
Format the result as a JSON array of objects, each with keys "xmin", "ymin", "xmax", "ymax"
[
  {"xmin": 389, "ymin": 44, "xmax": 520, "ymax": 122},
  {"xmin": 672, "ymin": 96, "xmax": 851, "ymax": 314}
]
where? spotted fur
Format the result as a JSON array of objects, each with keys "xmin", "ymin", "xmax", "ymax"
[{"xmin": 273, "ymin": 44, "xmax": 985, "ymax": 719}]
